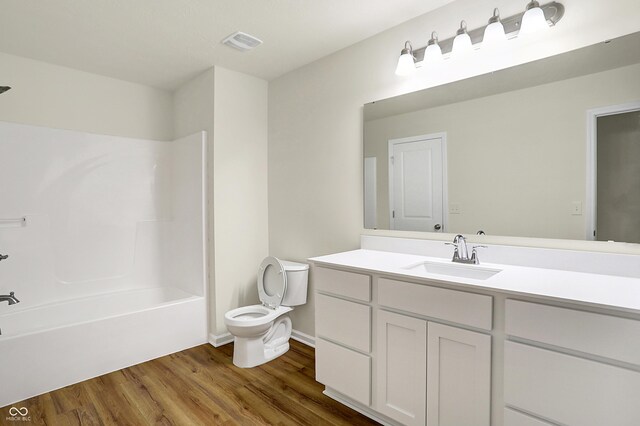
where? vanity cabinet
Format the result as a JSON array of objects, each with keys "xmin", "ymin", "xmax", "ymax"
[
  {"xmin": 376, "ymin": 312, "xmax": 491, "ymax": 426},
  {"xmin": 504, "ymin": 300, "xmax": 640, "ymax": 426},
  {"xmin": 314, "ymin": 267, "xmax": 372, "ymax": 406},
  {"xmin": 314, "ymin": 265, "xmax": 492, "ymax": 426}
]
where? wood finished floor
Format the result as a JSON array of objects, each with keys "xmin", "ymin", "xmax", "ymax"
[{"xmin": 2, "ymin": 341, "xmax": 379, "ymax": 426}]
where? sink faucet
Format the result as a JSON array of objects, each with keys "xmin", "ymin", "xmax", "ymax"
[
  {"xmin": 446, "ymin": 235, "xmax": 486, "ymax": 264},
  {"xmin": 0, "ymin": 292, "xmax": 19, "ymax": 305}
]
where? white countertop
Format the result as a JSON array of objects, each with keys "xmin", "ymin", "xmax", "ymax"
[{"xmin": 310, "ymin": 249, "xmax": 640, "ymax": 314}]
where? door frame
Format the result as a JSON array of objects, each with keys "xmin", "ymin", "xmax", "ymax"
[
  {"xmin": 388, "ymin": 132, "xmax": 448, "ymax": 232},
  {"xmin": 586, "ymin": 101, "xmax": 640, "ymax": 240}
]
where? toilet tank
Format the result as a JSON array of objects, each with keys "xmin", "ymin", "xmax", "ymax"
[{"xmin": 281, "ymin": 260, "xmax": 309, "ymax": 306}]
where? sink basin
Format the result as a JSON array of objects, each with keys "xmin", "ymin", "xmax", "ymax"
[{"xmin": 405, "ymin": 260, "xmax": 502, "ymax": 281}]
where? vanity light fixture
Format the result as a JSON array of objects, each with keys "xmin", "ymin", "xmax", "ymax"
[
  {"xmin": 424, "ymin": 32, "xmax": 444, "ymax": 63},
  {"xmin": 452, "ymin": 21, "xmax": 473, "ymax": 58},
  {"xmin": 520, "ymin": 0, "xmax": 550, "ymax": 36},
  {"xmin": 394, "ymin": 1, "xmax": 564, "ymax": 75},
  {"xmin": 395, "ymin": 41, "xmax": 417, "ymax": 76},
  {"xmin": 482, "ymin": 8, "xmax": 507, "ymax": 48}
]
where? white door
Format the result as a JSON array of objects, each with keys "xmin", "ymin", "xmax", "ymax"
[{"xmin": 389, "ymin": 134, "xmax": 445, "ymax": 232}]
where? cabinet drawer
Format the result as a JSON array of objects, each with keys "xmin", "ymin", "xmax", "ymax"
[
  {"xmin": 316, "ymin": 293, "xmax": 371, "ymax": 352},
  {"xmin": 378, "ymin": 278, "xmax": 492, "ymax": 330},
  {"xmin": 316, "ymin": 338, "xmax": 371, "ymax": 406},
  {"xmin": 314, "ymin": 266, "xmax": 371, "ymax": 302},
  {"xmin": 506, "ymin": 299, "xmax": 640, "ymax": 365},
  {"xmin": 504, "ymin": 341, "xmax": 640, "ymax": 426}
]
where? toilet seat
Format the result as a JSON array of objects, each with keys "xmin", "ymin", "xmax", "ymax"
[
  {"xmin": 257, "ymin": 256, "xmax": 287, "ymax": 309},
  {"xmin": 224, "ymin": 304, "xmax": 292, "ymax": 328}
]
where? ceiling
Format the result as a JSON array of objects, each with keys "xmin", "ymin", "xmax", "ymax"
[{"xmin": 0, "ymin": 0, "xmax": 453, "ymax": 91}]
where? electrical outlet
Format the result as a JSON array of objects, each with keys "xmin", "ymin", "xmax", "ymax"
[{"xmin": 449, "ymin": 203, "xmax": 461, "ymax": 214}]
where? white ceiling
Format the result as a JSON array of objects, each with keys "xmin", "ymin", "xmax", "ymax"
[{"xmin": 0, "ymin": 0, "xmax": 453, "ymax": 90}]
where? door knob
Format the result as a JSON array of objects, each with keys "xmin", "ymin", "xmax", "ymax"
[{"xmin": 434, "ymin": 224, "xmax": 442, "ymax": 231}]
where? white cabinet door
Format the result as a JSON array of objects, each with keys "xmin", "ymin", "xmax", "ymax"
[
  {"xmin": 427, "ymin": 322, "xmax": 491, "ymax": 426},
  {"xmin": 376, "ymin": 310, "xmax": 427, "ymax": 426}
]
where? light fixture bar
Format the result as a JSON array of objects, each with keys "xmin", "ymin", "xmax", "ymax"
[{"xmin": 411, "ymin": 1, "xmax": 564, "ymax": 62}]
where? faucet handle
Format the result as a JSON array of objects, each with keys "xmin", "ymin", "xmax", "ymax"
[
  {"xmin": 470, "ymin": 245, "xmax": 487, "ymax": 265},
  {"xmin": 0, "ymin": 254, "xmax": 8, "ymax": 261}
]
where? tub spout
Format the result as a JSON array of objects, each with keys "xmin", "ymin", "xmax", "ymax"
[{"xmin": 0, "ymin": 291, "xmax": 19, "ymax": 305}]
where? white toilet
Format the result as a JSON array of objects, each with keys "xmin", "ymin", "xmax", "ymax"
[{"xmin": 224, "ymin": 256, "xmax": 309, "ymax": 368}]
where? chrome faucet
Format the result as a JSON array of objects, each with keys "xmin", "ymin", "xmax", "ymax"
[
  {"xmin": 0, "ymin": 292, "xmax": 19, "ymax": 305},
  {"xmin": 0, "ymin": 254, "xmax": 8, "ymax": 262},
  {"xmin": 446, "ymin": 234, "xmax": 486, "ymax": 265}
]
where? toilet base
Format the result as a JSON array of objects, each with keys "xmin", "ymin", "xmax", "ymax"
[{"xmin": 232, "ymin": 315, "xmax": 292, "ymax": 368}]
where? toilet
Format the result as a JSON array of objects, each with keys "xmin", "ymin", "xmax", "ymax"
[{"xmin": 224, "ymin": 256, "xmax": 309, "ymax": 368}]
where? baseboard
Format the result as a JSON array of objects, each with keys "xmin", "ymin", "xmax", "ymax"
[
  {"xmin": 291, "ymin": 329, "xmax": 316, "ymax": 347},
  {"xmin": 323, "ymin": 388, "xmax": 400, "ymax": 426},
  {"xmin": 208, "ymin": 329, "xmax": 315, "ymax": 348},
  {"xmin": 208, "ymin": 332, "xmax": 234, "ymax": 347}
]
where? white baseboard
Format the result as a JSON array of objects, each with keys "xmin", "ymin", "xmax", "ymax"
[
  {"xmin": 209, "ymin": 329, "xmax": 315, "ymax": 348},
  {"xmin": 208, "ymin": 332, "xmax": 234, "ymax": 347},
  {"xmin": 324, "ymin": 388, "xmax": 400, "ymax": 426},
  {"xmin": 291, "ymin": 329, "xmax": 316, "ymax": 348}
]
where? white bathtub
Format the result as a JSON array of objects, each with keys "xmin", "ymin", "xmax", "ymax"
[{"xmin": 0, "ymin": 286, "xmax": 207, "ymax": 407}]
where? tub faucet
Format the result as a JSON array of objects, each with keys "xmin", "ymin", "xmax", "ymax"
[{"xmin": 0, "ymin": 292, "xmax": 19, "ymax": 305}]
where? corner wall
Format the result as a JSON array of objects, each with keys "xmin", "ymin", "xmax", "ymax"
[
  {"xmin": 173, "ymin": 67, "xmax": 269, "ymax": 336},
  {"xmin": 268, "ymin": 0, "xmax": 640, "ymax": 336}
]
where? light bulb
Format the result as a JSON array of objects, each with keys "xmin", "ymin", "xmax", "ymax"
[
  {"xmin": 424, "ymin": 32, "xmax": 444, "ymax": 64},
  {"xmin": 483, "ymin": 8, "xmax": 507, "ymax": 49},
  {"xmin": 395, "ymin": 41, "xmax": 416, "ymax": 76},
  {"xmin": 452, "ymin": 21, "xmax": 473, "ymax": 58},
  {"xmin": 520, "ymin": 1, "xmax": 549, "ymax": 36}
]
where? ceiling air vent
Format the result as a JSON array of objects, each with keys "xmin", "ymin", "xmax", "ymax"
[{"xmin": 222, "ymin": 32, "xmax": 263, "ymax": 51}]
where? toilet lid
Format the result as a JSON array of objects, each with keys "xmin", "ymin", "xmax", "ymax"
[{"xmin": 257, "ymin": 256, "xmax": 287, "ymax": 309}]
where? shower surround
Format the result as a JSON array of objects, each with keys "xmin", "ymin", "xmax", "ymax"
[{"xmin": 0, "ymin": 121, "xmax": 207, "ymax": 407}]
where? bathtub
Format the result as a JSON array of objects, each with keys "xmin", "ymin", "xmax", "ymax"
[{"xmin": 0, "ymin": 286, "xmax": 207, "ymax": 407}]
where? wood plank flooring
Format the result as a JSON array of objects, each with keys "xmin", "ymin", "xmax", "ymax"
[{"xmin": 1, "ymin": 341, "xmax": 379, "ymax": 426}]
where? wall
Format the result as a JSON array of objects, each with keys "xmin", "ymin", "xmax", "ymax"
[
  {"xmin": 0, "ymin": 52, "xmax": 173, "ymax": 140},
  {"xmin": 173, "ymin": 66, "xmax": 269, "ymax": 336},
  {"xmin": 173, "ymin": 68, "xmax": 217, "ymax": 329},
  {"xmin": 365, "ymin": 63, "xmax": 640, "ymax": 239},
  {"xmin": 268, "ymin": 0, "xmax": 640, "ymax": 336},
  {"xmin": 212, "ymin": 67, "xmax": 269, "ymax": 335}
]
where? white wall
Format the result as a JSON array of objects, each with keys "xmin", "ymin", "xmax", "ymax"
[
  {"xmin": 268, "ymin": 0, "xmax": 640, "ymax": 335},
  {"xmin": 212, "ymin": 67, "xmax": 269, "ymax": 335},
  {"xmin": 173, "ymin": 66, "xmax": 269, "ymax": 336},
  {"xmin": 173, "ymin": 68, "xmax": 217, "ymax": 328},
  {"xmin": 0, "ymin": 52, "xmax": 173, "ymax": 141}
]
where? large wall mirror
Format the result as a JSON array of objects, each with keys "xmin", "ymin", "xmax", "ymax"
[{"xmin": 363, "ymin": 31, "xmax": 640, "ymax": 243}]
